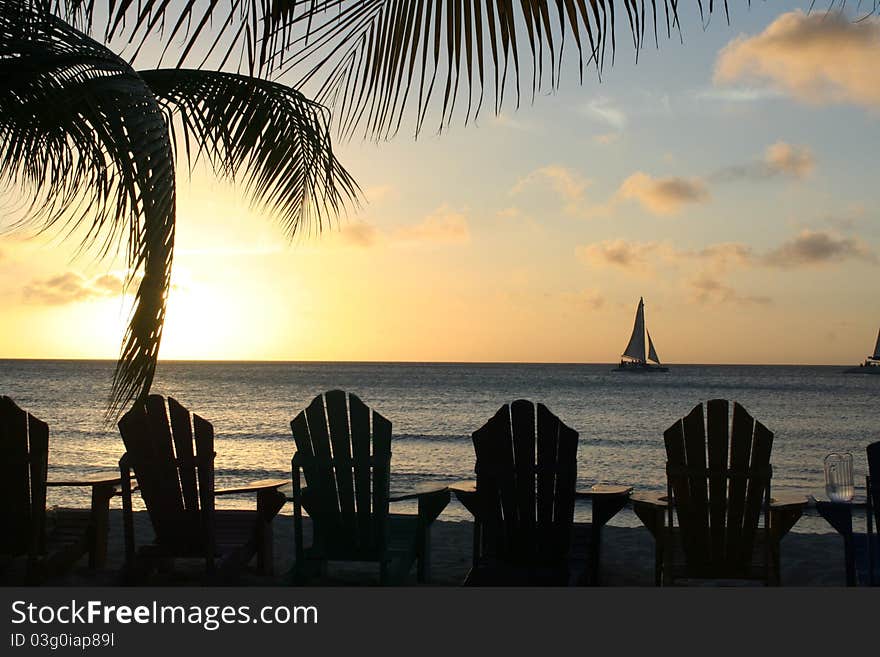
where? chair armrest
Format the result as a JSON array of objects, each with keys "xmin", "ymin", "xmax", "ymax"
[
  {"xmin": 214, "ymin": 478, "xmax": 291, "ymax": 496},
  {"xmin": 630, "ymin": 492, "xmax": 668, "ymax": 509},
  {"xmin": 769, "ymin": 494, "xmax": 810, "ymax": 511},
  {"xmin": 389, "ymin": 485, "xmax": 451, "ymax": 527},
  {"xmin": 389, "ymin": 483, "xmax": 449, "ymax": 503},
  {"xmin": 575, "ymin": 484, "xmax": 633, "ymax": 499},
  {"xmin": 46, "ymin": 472, "xmax": 123, "ymax": 488}
]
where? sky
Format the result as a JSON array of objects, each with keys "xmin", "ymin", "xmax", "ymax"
[{"xmin": 1, "ymin": 2, "xmax": 879, "ymax": 365}]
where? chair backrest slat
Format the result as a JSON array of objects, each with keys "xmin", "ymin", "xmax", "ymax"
[
  {"xmin": 473, "ymin": 401, "xmax": 578, "ymax": 566},
  {"xmin": 27, "ymin": 414, "xmax": 49, "ymax": 555},
  {"xmin": 705, "ymin": 399, "xmax": 730, "ymax": 564},
  {"xmin": 552, "ymin": 413, "xmax": 578, "ymax": 558},
  {"xmin": 325, "ymin": 390, "xmax": 357, "ymax": 543},
  {"xmin": 725, "ymin": 402, "xmax": 756, "ymax": 563},
  {"xmin": 371, "ymin": 411, "xmax": 392, "ymax": 544},
  {"xmin": 304, "ymin": 395, "xmax": 341, "ymax": 528},
  {"xmin": 168, "ymin": 398, "xmax": 199, "ymax": 518},
  {"xmin": 664, "ymin": 418, "xmax": 690, "ymax": 558},
  {"xmin": 511, "ymin": 399, "xmax": 537, "ymax": 551},
  {"xmin": 349, "ymin": 394, "xmax": 373, "ymax": 548},
  {"xmin": 682, "ymin": 404, "xmax": 710, "ymax": 562},
  {"xmin": 193, "ymin": 414, "xmax": 215, "ymax": 520},
  {"xmin": 474, "ymin": 405, "xmax": 516, "ymax": 555},
  {"xmin": 740, "ymin": 419, "xmax": 773, "ymax": 563},
  {"xmin": 867, "ymin": 441, "xmax": 880, "ymax": 536},
  {"xmin": 0, "ymin": 397, "xmax": 47, "ymax": 557},
  {"xmin": 535, "ymin": 403, "xmax": 558, "ymax": 555}
]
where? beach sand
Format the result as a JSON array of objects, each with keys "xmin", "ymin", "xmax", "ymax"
[{"xmin": 39, "ymin": 510, "xmax": 855, "ymax": 587}]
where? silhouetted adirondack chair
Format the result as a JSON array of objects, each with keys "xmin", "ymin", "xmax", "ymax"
[
  {"xmin": 461, "ymin": 400, "xmax": 584, "ymax": 585},
  {"xmin": 865, "ymin": 440, "xmax": 879, "ymax": 585},
  {"xmin": 118, "ymin": 395, "xmax": 287, "ymax": 582},
  {"xmin": 1, "ymin": 396, "xmax": 119, "ymax": 584},
  {"xmin": 654, "ymin": 400, "xmax": 781, "ymax": 585},
  {"xmin": 289, "ymin": 390, "xmax": 450, "ymax": 584}
]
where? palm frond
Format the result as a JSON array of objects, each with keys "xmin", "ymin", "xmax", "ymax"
[
  {"xmin": 0, "ymin": 1, "xmax": 175, "ymax": 416},
  {"xmin": 38, "ymin": 2, "xmax": 706, "ymax": 78},
  {"xmin": 285, "ymin": 0, "xmax": 714, "ymax": 139},
  {"xmin": 42, "ymin": 1, "xmax": 741, "ymax": 138},
  {"xmin": 140, "ymin": 68, "xmax": 359, "ymax": 237}
]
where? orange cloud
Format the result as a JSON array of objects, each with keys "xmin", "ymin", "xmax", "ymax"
[
  {"xmin": 338, "ymin": 221, "xmax": 379, "ymax": 247},
  {"xmin": 689, "ymin": 274, "xmax": 772, "ymax": 306},
  {"xmin": 576, "ymin": 240, "xmax": 667, "ymax": 272},
  {"xmin": 763, "ymin": 230, "xmax": 876, "ymax": 268},
  {"xmin": 764, "ymin": 141, "xmax": 815, "ymax": 178},
  {"xmin": 617, "ymin": 172, "xmax": 709, "ymax": 216},
  {"xmin": 23, "ymin": 272, "xmax": 125, "ymax": 305},
  {"xmin": 394, "ymin": 206, "xmax": 471, "ymax": 244},
  {"xmin": 715, "ymin": 11, "xmax": 880, "ymax": 110}
]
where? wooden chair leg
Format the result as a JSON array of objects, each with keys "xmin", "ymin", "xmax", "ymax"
[
  {"xmin": 417, "ymin": 525, "xmax": 431, "ymax": 583},
  {"xmin": 88, "ymin": 483, "xmax": 115, "ymax": 569}
]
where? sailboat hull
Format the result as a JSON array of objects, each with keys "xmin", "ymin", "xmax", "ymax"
[
  {"xmin": 843, "ymin": 364, "xmax": 880, "ymax": 374},
  {"xmin": 613, "ymin": 361, "xmax": 669, "ymax": 373}
]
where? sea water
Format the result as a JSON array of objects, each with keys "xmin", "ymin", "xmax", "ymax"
[{"xmin": 2, "ymin": 359, "xmax": 877, "ymax": 531}]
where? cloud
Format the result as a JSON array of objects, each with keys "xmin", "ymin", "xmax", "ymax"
[
  {"xmin": 576, "ymin": 240, "xmax": 665, "ymax": 272},
  {"xmin": 582, "ymin": 97, "xmax": 628, "ymax": 129},
  {"xmin": 560, "ymin": 288, "xmax": 606, "ymax": 311},
  {"xmin": 576, "ymin": 229, "xmax": 876, "ymax": 305},
  {"xmin": 23, "ymin": 272, "xmax": 125, "ymax": 305},
  {"xmin": 513, "ymin": 166, "xmax": 590, "ymax": 205},
  {"xmin": 694, "ymin": 87, "xmax": 785, "ymax": 103},
  {"xmin": 764, "ymin": 142, "xmax": 815, "ymax": 178},
  {"xmin": 394, "ymin": 206, "xmax": 471, "ymax": 244},
  {"xmin": 711, "ymin": 141, "xmax": 816, "ymax": 183},
  {"xmin": 511, "ymin": 166, "xmax": 597, "ymax": 217},
  {"xmin": 617, "ymin": 172, "xmax": 709, "ymax": 216},
  {"xmin": 338, "ymin": 221, "xmax": 379, "ymax": 248},
  {"xmin": 715, "ymin": 11, "xmax": 880, "ymax": 110},
  {"xmin": 688, "ymin": 274, "xmax": 772, "ymax": 306},
  {"xmin": 763, "ymin": 229, "xmax": 876, "ymax": 268}
]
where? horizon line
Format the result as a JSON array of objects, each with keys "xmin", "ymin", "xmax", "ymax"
[{"xmin": 0, "ymin": 357, "xmax": 859, "ymax": 368}]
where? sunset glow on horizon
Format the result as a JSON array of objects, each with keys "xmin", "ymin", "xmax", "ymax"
[{"xmin": 2, "ymin": 3, "xmax": 879, "ymax": 367}]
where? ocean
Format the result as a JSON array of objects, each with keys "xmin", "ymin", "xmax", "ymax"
[{"xmin": 2, "ymin": 359, "xmax": 877, "ymax": 532}]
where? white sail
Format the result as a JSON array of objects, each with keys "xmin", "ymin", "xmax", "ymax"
[
  {"xmin": 873, "ymin": 329, "xmax": 880, "ymax": 360},
  {"xmin": 647, "ymin": 331, "xmax": 660, "ymax": 364},
  {"xmin": 622, "ymin": 298, "xmax": 647, "ymax": 362}
]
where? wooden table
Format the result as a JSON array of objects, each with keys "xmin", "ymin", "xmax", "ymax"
[
  {"xmin": 631, "ymin": 491, "xmax": 809, "ymax": 585},
  {"xmin": 46, "ymin": 472, "xmax": 124, "ymax": 569},
  {"xmin": 216, "ymin": 478, "xmax": 290, "ymax": 575},
  {"xmin": 812, "ymin": 495, "xmax": 870, "ymax": 587},
  {"xmin": 449, "ymin": 481, "xmax": 632, "ymax": 585},
  {"xmin": 389, "ymin": 483, "xmax": 452, "ymax": 582}
]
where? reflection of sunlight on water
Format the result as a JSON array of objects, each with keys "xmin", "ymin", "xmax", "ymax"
[{"xmin": 3, "ymin": 360, "xmax": 876, "ymax": 534}]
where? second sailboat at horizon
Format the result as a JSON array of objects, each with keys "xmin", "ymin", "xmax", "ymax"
[{"xmin": 615, "ymin": 297, "xmax": 669, "ymax": 373}]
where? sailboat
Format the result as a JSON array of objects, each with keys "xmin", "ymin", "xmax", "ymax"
[
  {"xmin": 614, "ymin": 297, "xmax": 669, "ymax": 373},
  {"xmin": 843, "ymin": 328, "xmax": 880, "ymax": 374}
]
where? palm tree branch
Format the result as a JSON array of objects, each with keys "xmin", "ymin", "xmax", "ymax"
[
  {"xmin": 1, "ymin": 1, "xmax": 176, "ymax": 416},
  {"xmin": 139, "ymin": 68, "xmax": 359, "ymax": 237}
]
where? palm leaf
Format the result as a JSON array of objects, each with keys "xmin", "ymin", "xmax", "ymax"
[
  {"xmin": 139, "ymin": 68, "xmax": 359, "ymax": 237},
  {"xmin": 0, "ymin": 1, "xmax": 175, "ymax": 416}
]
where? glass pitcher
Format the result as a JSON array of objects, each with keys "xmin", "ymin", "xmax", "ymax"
[{"xmin": 824, "ymin": 452, "xmax": 854, "ymax": 502}]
